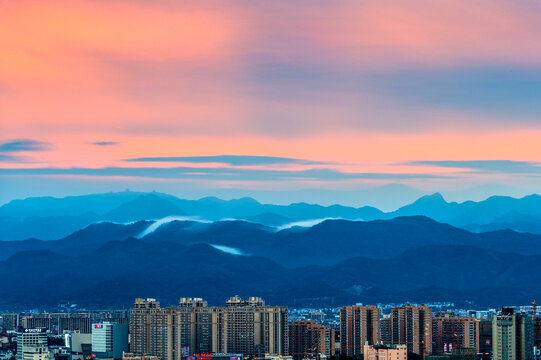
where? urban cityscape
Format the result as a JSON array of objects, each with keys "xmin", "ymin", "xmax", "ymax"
[
  {"xmin": 1, "ymin": 297, "xmax": 540, "ymax": 360},
  {"xmin": 2, "ymin": 2, "xmax": 541, "ymax": 360}
]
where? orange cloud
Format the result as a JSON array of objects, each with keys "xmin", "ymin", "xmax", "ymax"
[
  {"xmin": 250, "ymin": 0, "xmax": 541, "ymax": 67},
  {"xmin": 0, "ymin": 0, "xmax": 237, "ymax": 81},
  {"xmin": 1, "ymin": 0, "xmax": 541, "ymax": 191}
]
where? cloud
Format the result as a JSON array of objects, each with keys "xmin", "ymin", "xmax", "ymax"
[
  {"xmin": 0, "ymin": 154, "xmax": 32, "ymax": 163},
  {"xmin": 249, "ymin": 63, "xmax": 541, "ymax": 122},
  {"xmin": 91, "ymin": 141, "xmax": 119, "ymax": 146},
  {"xmin": 406, "ymin": 160, "xmax": 541, "ymax": 174},
  {"xmin": 0, "ymin": 139, "xmax": 53, "ymax": 152},
  {"xmin": 364, "ymin": 66, "xmax": 541, "ymax": 117},
  {"xmin": 137, "ymin": 216, "xmax": 212, "ymax": 238},
  {"xmin": 0, "ymin": 166, "xmax": 446, "ymax": 181},
  {"xmin": 3, "ymin": 0, "xmax": 541, "ymax": 142},
  {"xmin": 2, "ymin": 0, "xmax": 541, "ymax": 194},
  {"xmin": 277, "ymin": 218, "xmax": 339, "ymax": 230},
  {"xmin": 210, "ymin": 244, "xmax": 245, "ymax": 256},
  {"xmin": 125, "ymin": 155, "xmax": 328, "ymax": 166}
]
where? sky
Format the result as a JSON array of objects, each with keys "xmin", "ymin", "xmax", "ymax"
[{"xmin": 1, "ymin": 0, "xmax": 541, "ymax": 210}]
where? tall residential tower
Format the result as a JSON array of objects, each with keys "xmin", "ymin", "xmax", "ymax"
[
  {"xmin": 130, "ymin": 296, "xmax": 288, "ymax": 360},
  {"xmin": 340, "ymin": 305, "xmax": 380, "ymax": 356}
]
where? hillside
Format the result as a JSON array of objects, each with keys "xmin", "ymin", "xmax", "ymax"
[{"xmin": 0, "ymin": 240, "xmax": 538, "ymax": 309}]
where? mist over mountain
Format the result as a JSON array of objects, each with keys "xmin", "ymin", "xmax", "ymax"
[
  {"xmin": 1, "ymin": 191, "xmax": 539, "ymax": 309},
  {"xmin": 2, "ymin": 216, "xmax": 541, "ymax": 264},
  {"xmin": 1, "ymin": 191, "xmax": 540, "ymax": 240},
  {"xmin": 0, "ymin": 213, "xmax": 540, "ymax": 309},
  {"xmin": 0, "ymin": 221, "xmax": 151, "ymax": 260},
  {"xmin": 0, "ymin": 239, "xmax": 538, "ymax": 309}
]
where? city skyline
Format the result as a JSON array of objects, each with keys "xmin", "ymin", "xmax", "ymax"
[
  {"xmin": 1, "ymin": 3, "xmax": 540, "ymax": 359},
  {"xmin": 1, "ymin": 297, "xmax": 539, "ymax": 359}
]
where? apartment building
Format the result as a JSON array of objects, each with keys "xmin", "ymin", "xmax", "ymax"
[
  {"xmin": 289, "ymin": 321, "xmax": 334, "ymax": 360},
  {"xmin": 493, "ymin": 309, "xmax": 533, "ymax": 360},
  {"xmin": 129, "ymin": 296, "xmax": 288, "ymax": 360},
  {"xmin": 340, "ymin": 305, "xmax": 380, "ymax": 356},
  {"xmin": 390, "ymin": 305, "xmax": 432, "ymax": 357},
  {"xmin": 432, "ymin": 313, "xmax": 479, "ymax": 354}
]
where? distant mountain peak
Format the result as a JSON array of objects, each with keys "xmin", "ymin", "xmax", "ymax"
[
  {"xmin": 415, "ymin": 192, "xmax": 446, "ymax": 203},
  {"xmin": 390, "ymin": 192, "xmax": 449, "ymax": 218},
  {"xmin": 3, "ymin": 190, "xmax": 541, "ymax": 241},
  {"xmin": 198, "ymin": 196, "xmax": 223, "ymax": 202},
  {"xmin": 232, "ymin": 197, "xmax": 260, "ymax": 205},
  {"xmin": 103, "ymin": 194, "xmax": 185, "ymax": 222}
]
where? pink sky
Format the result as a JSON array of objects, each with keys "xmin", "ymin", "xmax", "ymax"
[{"xmin": 1, "ymin": 0, "xmax": 541, "ymax": 205}]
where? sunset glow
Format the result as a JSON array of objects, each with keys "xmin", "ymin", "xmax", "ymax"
[{"xmin": 1, "ymin": 0, "xmax": 541, "ymax": 207}]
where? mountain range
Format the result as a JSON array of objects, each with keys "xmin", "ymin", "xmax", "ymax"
[
  {"xmin": 1, "ymin": 238, "xmax": 538, "ymax": 309},
  {"xmin": 2, "ymin": 215, "xmax": 541, "ymax": 264},
  {"xmin": 0, "ymin": 215, "xmax": 540, "ymax": 308},
  {"xmin": 0, "ymin": 191, "xmax": 539, "ymax": 309},
  {"xmin": 1, "ymin": 191, "xmax": 540, "ymax": 240}
]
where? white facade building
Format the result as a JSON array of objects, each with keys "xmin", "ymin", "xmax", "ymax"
[{"xmin": 17, "ymin": 329, "xmax": 49, "ymax": 360}]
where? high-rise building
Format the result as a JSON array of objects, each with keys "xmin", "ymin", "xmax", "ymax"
[
  {"xmin": 289, "ymin": 321, "xmax": 334, "ymax": 360},
  {"xmin": 381, "ymin": 318, "xmax": 392, "ymax": 344},
  {"xmin": 58, "ymin": 315, "xmax": 92, "ymax": 334},
  {"xmin": 363, "ymin": 344, "xmax": 407, "ymax": 360},
  {"xmin": 390, "ymin": 305, "xmax": 432, "ymax": 357},
  {"xmin": 91, "ymin": 322, "xmax": 129, "ymax": 359},
  {"xmin": 533, "ymin": 317, "xmax": 541, "ymax": 359},
  {"xmin": 17, "ymin": 329, "xmax": 49, "ymax": 360},
  {"xmin": 340, "ymin": 305, "xmax": 380, "ymax": 356},
  {"xmin": 517, "ymin": 314, "xmax": 534, "ymax": 360},
  {"xmin": 109, "ymin": 310, "xmax": 130, "ymax": 326},
  {"xmin": 22, "ymin": 315, "xmax": 51, "ymax": 331},
  {"xmin": 50, "ymin": 314, "xmax": 70, "ymax": 334},
  {"xmin": 2, "ymin": 313, "xmax": 20, "ymax": 332},
  {"xmin": 129, "ymin": 296, "xmax": 288, "ymax": 360},
  {"xmin": 432, "ymin": 313, "xmax": 479, "ymax": 354},
  {"xmin": 55, "ymin": 311, "xmax": 130, "ymax": 335},
  {"xmin": 129, "ymin": 299, "xmax": 164, "ymax": 360},
  {"xmin": 479, "ymin": 319, "xmax": 493, "ymax": 354},
  {"xmin": 224, "ymin": 296, "xmax": 288, "ymax": 356},
  {"xmin": 226, "ymin": 296, "xmax": 265, "ymax": 307},
  {"xmin": 492, "ymin": 308, "xmax": 534, "ymax": 360}
]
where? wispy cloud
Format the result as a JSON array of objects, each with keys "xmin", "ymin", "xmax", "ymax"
[
  {"xmin": 90, "ymin": 141, "xmax": 119, "ymax": 146},
  {"xmin": 125, "ymin": 155, "xmax": 330, "ymax": 166},
  {"xmin": 0, "ymin": 166, "xmax": 446, "ymax": 181},
  {"xmin": 406, "ymin": 160, "xmax": 541, "ymax": 174},
  {"xmin": 210, "ymin": 244, "xmax": 245, "ymax": 256},
  {"xmin": 365, "ymin": 66, "xmax": 541, "ymax": 117},
  {"xmin": 0, "ymin": 139, "xmax": 53, "ymax": 152},
  {"xmin": 0, "ymin": 154, "xmax": 32, "ymax": 163}
]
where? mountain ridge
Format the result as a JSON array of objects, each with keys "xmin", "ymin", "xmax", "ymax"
[
  {"xmin": 0, "ymin": 241, "xmax": 538, "ymax": 309},
  {"xmin": 1, "ymin": 191, "xmax": 540, "ymax": 240},
  {"xmin": 2, "ymin": 216, "xmax": 541, "ymax": 265}
]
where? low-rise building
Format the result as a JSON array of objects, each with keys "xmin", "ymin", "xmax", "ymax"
[{"xmin": 363, "ymin": 344, "xmax": 407, "ymax": 360}]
